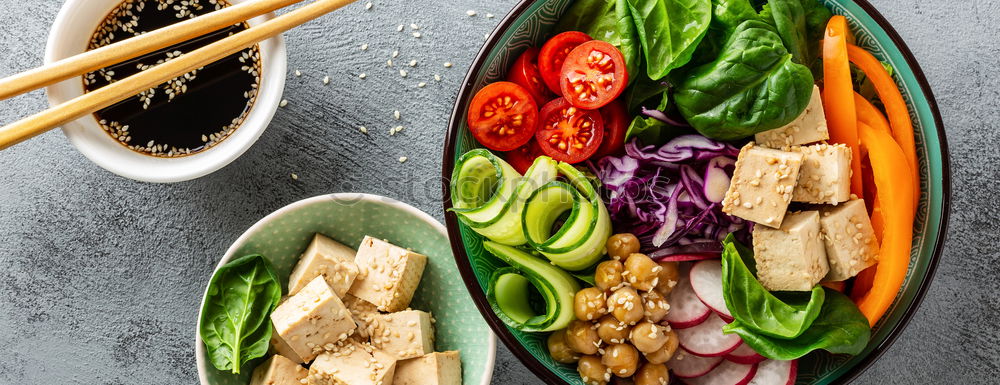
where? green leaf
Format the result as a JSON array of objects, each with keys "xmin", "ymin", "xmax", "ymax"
[
  {"xmin": 724, "ymin": 288, "xmax": 872, "ymax": 360},
  {"xmin": 626, "ymin": 0, "xmax": 712, "ymax": 80},
  {"xmin": 674, "ymin": 19, "xmax": 814, "ymax": 140},
  {"xmin": 557, "ymin": 0, "xmax": 642, "ymax": 84},
  {"xmin": 199, "ymin": 254, "xmax": 282, "ymax": 374},
  {"xmin": 721, "ymin": 234, "xmax": 824, "ymax": 339},
  {"xmin": 763, "ymin": 0, "xmax": 831, "ymax": 74}
]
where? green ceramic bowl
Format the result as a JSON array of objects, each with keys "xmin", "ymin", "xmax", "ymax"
[
  {"xmin": 441, "ymin": 1, "xmax": 951, "ymax": 384},
  {"xmin": 195, "ymin": 193, "xmax": 496, "ymax": 385}
]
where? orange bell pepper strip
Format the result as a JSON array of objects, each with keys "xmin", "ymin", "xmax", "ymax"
[
  {"xmin": 854, "ymin": 93, "xmax": 891, "ymax": 135},
  {"xmin": 847, "ymin": 44, "xmax": 920, "ymax": 207},
  {"xmin": 822, "ymin": 281, "xmax": 847, "ymax": 293},
  {"xmin": 853, "ymin": 121, "xmax": 916, "ymax": 326},
  {"xmin": 822, "ymin": 15, "xmax": 863, "ymax": 198}
]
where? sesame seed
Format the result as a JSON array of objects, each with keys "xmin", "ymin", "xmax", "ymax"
[
  {"xmin": 394, "ymin": 110, "xmax": 400, "ymax": 120},
  {"xmin": 359, "ymin": 126, "xmax": 368, "ymax": 134},
  {"xmin": 466, "ymin": 10, "xmax": 476, "ymax": 16},
  {"xmin": 487, "ymin": 13, "xmax": 494, "ymax": 18},
  {"xmin": 434, "ymin": 74, "xmax": 441, "ymax": 81},
  {"xmin": 394, "ymin": 125, "xmax": 404, "ymax": 133},
  {"xmin": 294, "ymin": 70, "xmax": 301, "ymax": 77},
  {"xmin": 365, "ymin": 2, "xmax": 372, "ymax": 9},
  {"xmin": 387, "ymin": 59, "xmax": 393, "ymax": 67},
  {"xmin": 417, "ymin": 82, "xmax": 426, "ymax": 88},
  {"xmin": 409, "ymin": 60, "xmax": 417, "ymax": 67},
  {"xmin": 291, "ymin": 173, "xmax": 298, "ymax": 180},
  {"xmin": 322, "ymin": 76, "xmax": 330, "ymax": 85},
  {"xmin": 279, "ymin": 99, "xmax": 288, "ymax": 107},
  {"xmin": 392, "ymin": 50, "xmax": 399, "ymax": 58},
  {"xmin": 359, "ymin": 73, "xmax": 367, "ymax": 79},
  {"xmin": 410, "ymin": 23, "xmax": 419, "ymax": 30},
  {"xmin": 361, "ymin": 43, "xmax": 368, "ymax": 50},
  {"xmin": 399, "ymin": 156, "xmax": 408, "ymax": 163},
  {"xmin": 412, "ymin": 32, "xmax": 421, "ymax": 38},
  {"xmin": 400, "ymin": 69, "xmax": 408, "ymax": 77},
  {"xmin": 396, "ymin": 24, "xmax": 404, "ymax": 32},
  {"xmin": 443, "ymin": 62, "xmax": 453, "ymax": 68}
]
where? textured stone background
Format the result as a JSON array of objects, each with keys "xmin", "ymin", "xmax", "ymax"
[{"xmin": 0, "ymin": 0, "xmax": 996, "ymax": 384}]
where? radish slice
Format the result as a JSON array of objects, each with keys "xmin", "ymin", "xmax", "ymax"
[
  {"xmin": 666, "ymin": 276, "xmax": 712, "ymax": 329},
  {"xmin": 653, "ymin": 253, "xmax": 720, "ymax": 262},
  {"xmin": 703, "ymin": 156, "xmax": 734, "ymax": 203},
  {"xmin": 690, "ymin": 260, "xmax": 733, "ymax": 321},
  {"xmin": 725, "ymin": 343, "xmax": 767, "ymax": 365},
  {"xmin": 682, "ymin": 361, "xmax": 758, "ymax": 385},
  {"xmin": 676, "ymin": 313, "xmax": 743, "ymax": 357},
  {"xmin": 747, "ymin": 360, "xmax": 797, "ymax": 385},
  {"xmin": 668, "ymin": 348, "xmax": 724, "ymax": 378}
]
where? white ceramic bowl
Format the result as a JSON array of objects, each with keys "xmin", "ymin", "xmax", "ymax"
[{"xmin": 44, "ymin": 0, "xmax": 286, "ymax": 183}]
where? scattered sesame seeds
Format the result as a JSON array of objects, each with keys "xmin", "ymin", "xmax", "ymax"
[
  {"xmin": 394, "ymin": 125, "xmax": 404, "ymax": 133},
  {"xmin": 279, "ymin": 99, "xmax": 288, "ymax": 107},
  {"xmin": 359, "ymin": 126, "xmax": 368, "ymax": 134},
  {"xmin": 294, "ymin": 69, "xmax": 301, "ymax": 77},
  {"xmin": 443, "ymin": 62, "xmax": 453, "ymax": 68},
  {"xmin": 399, "ymin": 69, "xmax": 408, "ymax": 77},
  {"xmin": 399, "ymin": 156, "xmax": 408, "ymax": 163},
  {"xmin": 359, "ymin": 73, "xmax": 367, "ymax": 79},
  {"xmin": 322, "ymin": 76, "xmax": 330, "ymax": 85},
  {"xmin": 291, "ymin": 173, "xmax": 299, "ymax": 180},
  {"xmin": 387, "ymin": 59, "xmax": 393, "ymax": 67},
  {"xmin": 434, "ymin": 74, "xmax": 441, "ymax": 81},
  {"xmin": 408, "ymin": 60, "xmax": 417, "ymax": 67},
  {"xmin": 392, "ymin": 50, "xmax": 399, "ymax": 58},
  {"xmin": 393, "ymin": 110, "xmax": 400, "ymax": 120},
  {"xmin": 412, "ymin": 32, "xmax": 421, "ymax": 38},
  {"xmin": 365, "ymin": 2, "xmax": 372, "ymax": 10},
  {"xmin": 396, "ymin": 24, "xmax": 404, "ymax": 32},
  {"xmin": 410, "ymin": 23, "xmax": 419, "ymax": 30},
  {"xmin": 487, "ymin": 13, "xmax": 495, "ymax": 18},
  {"xmin": 466, "ymin": 10, "xmax": 477, "ymax": 16},
  {"xmin": 417, "ymin": 82, "xmax": 426, "ymax": 88},
  {"xmin": 361, "ymin": 43, "xmax": 369, "ymax": 50}
]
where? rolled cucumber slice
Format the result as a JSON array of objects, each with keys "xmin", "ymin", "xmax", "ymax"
[{"xmin": 484, "ymin": 242, "xmax": 580, "ymax": 332}]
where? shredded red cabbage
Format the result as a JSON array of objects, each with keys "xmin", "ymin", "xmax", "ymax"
[{"xmin": 594, "ymin": 135, "xmax": 751, "ymax": 254}]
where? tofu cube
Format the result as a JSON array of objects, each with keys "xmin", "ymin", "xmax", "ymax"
[
  {"xmin": 271, "ymin": 277, "xmax": 357, "ymax": 363},
  {"xmin": 250, "ymin": 355, "xmax": 307, "ymax": 385},
  {"xmin": 308, "ymin": 341, "xmax": 397, "ymax": 385},
  {"xmin": 752, "ymin": 211, "xmax": 830, "ymax": 291},
  {"xmin": 792, "ymin": 144, "xmax": 853, "ymax": 204},
  {"xmin": 269, "ymin": 324, "xmax": 304, "ymax": 364},
  {"xmin": 349, "ymin": 236, "xmax": 427, "ymax": 312},
  {"xmin": 371, "ymin": 310, "xmax": 435, "ymax": 360},
  {"xmin": 288, "ymin": 233, "xmax": 360, "ymax": 297},
  {"xmin": 755, "ymin": 85, "xmax": 829, "ymax": 148},
  {"xmin": 393, "ymin": 351, "xmax": 463, "ymax": 385},
  {"xmin": 722, "ymin": 143, "xmax": 804, "ymax": 228},
  {"xmin": 343, "ymin": 293, "xmax": 380, "ymax": 340},
  {"xmin": 819, "ymin": 200, "xmax": 879, "ymax": 281}
]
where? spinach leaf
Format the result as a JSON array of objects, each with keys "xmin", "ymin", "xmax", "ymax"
[
  {"xmin": 557, "ymin": 0, "xmax": 642, "ymax": 83},
  {"xmin": 626, "ymin": 0, "xmax": 712, "ymax": 80},
  {"xmin": 200, "ymin": 254, "xmax": 282, "ymax": 374},
  {"xmin": 625, "ymin": 116, "xmax": 668, "ymax": 145},
  {"xmin": 674, "ymin": 19, "xmax": 814, "ymax": 140},
  {"xmin": 763, "ymin": 0, "xmax": 831, "ymax": 69},
  {"xmin": 724, "ymin": 288, "xmax": 872, "ymax": 360},
  {"xmin": 721, "ymin": 234, "xmax": 824, "ymax": 339},
  {"xmin": 624, "ymin": 73, "xmax": 670, "ymax": 113}
]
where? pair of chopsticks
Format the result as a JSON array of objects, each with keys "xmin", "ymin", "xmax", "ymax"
[{"xmin": 0, "ymin": 0, "xmax": 357, "ymax": 151}]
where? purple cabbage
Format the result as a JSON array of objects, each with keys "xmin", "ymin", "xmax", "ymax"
[{"xmin": 595, "ymin": 135, "xmax": 751, "ymax": 254}]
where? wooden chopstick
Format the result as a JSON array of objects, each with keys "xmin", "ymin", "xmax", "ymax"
[
  {"xmin": 0, "ymin": 0, "xmax": 356, "ymax": 151},
  {"xmin": 0, "ymin": 0, "xmax": 304, "ymax": 101}
]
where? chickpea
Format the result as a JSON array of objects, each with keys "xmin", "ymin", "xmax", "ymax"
[
  {"xmin": 574, "ymin": 287, "xmax": 608, "ymax": 321},
  {"xmin": 565, "ymin": 320, "xmax": 601, "ymax": 355},
  {"xmin": 547, "ymin": 329, "xmax": 579, "ymax": 364},
  {"xmin": 634, "ymin": 363, "xmax": 670, "ymax": 385},
  {"xmin": 577, "ymin": 355, "xmax": 610, "ymax": 385},
  {"xmin": 602, "ymin": 343, "xmax": 640, "ymax": 378},
  {"xmin": 629, "ymin": 321, "xmax": 669, "ymax": 353},
  {"xmin": 623, "ymin": 253, "xmax": 660, "ymax": 291},
  {"xmin": 654, "ymin": 261, "xmax": 681, "ymax": 296},
  {"xmin": 607, "ymin": 233, "xmax": 640, "ymax": 261},
  {"xmin": 641, "ymin": 290, "xmax": 670, "ymax": 323},
  {"xmin": 594, "ymin": 260, "xmax": 624, "ymax": 291},
  {"xmin": 642, "ymin": 328, "xmax": 679, "ymax": 364},
  {"xmin": 595, "ymin": 314, "xmax": 631, "ymax": 344},
  {"xmin": 607, "ymin": 286, "xmax": 644, "ymax": 325}
]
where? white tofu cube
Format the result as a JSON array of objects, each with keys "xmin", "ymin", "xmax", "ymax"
[
  {"xmin": 393, "ymin": 351, "xmax": 463, "ymax": 385},
  {"xmin": 288, "ymin": 233, "xmax": 360, "ymax": 297},
  {"xmin": 343, "ymin": 293, "xmax": 380, "ymax": 340},
  {"xmin": 752, "ymin": 211, "xmax": 830, "ymax": 291},
  {"xmin": 249, "ymin": 355, "xmax": 307, "ymax": 385},
  {"xmin": 271, "ymin": 277, "xmax": 357, "ymax": 363},
  {"xmin": 308, "ymin": 341, "xmax": 397, "ymax": 385},
  {"xmin": 722, "ymin": 143, "xmax": 804, "ymax": 228},
  {"xmin": 819, "ymin": 200, "xmax": 879, "ymax": 281},
  {"xmin": 792, "ymin": 144, "xmax": 853, "ymax": 204},
  {"xmin": 349, "ymin": 236, "xmax": 427, "ymax": 312},
  {"xmin": 371, "ymin": 310, "xmax": 435, "ymax": 360},
  {"xmin": 755, "ymin": 85, "xmax": 829, "ymax": 148},
  {"xmin": 269, "ymin": 324, "xmax": 304, "ymax": 364}
]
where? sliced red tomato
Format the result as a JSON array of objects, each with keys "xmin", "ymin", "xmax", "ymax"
[
  {"xmin": 467, "ymin": 82, "xmax": 539, "ymax": 151},
  {"xmin": 593, "ymin": 99, "xmax": 628, "ymax": 159},
  {"xmin": 538, "ymin": 31, "xmax": 592, "ymax": 95},
  {"xmin": 536, "ymin": 98, "xmax": 604, "ymax": 163},
  {"xmin": 506, "ymin": 47, "xmax": 552, "ymax": 104},
  {"xmin": 503, "ymin": 139, "xmax": 544, "ymax": 174},
  {"xmin": 559, "ymin": 40, "xmax": 628, "ymax": 110}
]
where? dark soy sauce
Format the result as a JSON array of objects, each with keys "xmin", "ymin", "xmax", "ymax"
[{"xmin": 84, "ymin": 0, "xmax": 261, "ymax": 157}]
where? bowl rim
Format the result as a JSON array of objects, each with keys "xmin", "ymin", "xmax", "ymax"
[
  {"xmin": 194, "ymin": 193, "xmax": 497, "ymax": 385},
  {"xmin": 439, "ymin": 1, "xmax": 952, "ymax": 384}
]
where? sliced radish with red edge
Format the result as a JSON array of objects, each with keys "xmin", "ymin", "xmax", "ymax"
[
  {"xmin": 681, "ymin": 360, "xmax": 758, "ymax": 385},
  {"xmin": 747, "ymin": 360, "xmax": 797, "ymax": 385},
  {"xmin": 666, "ymin": 276, "xmax": 712, "ymax": 329},
  {"xmin": 690, "ymin": 260, "xmax": 734, "ymax": 321},
  {"xmin": 725, "ymin": 343, "xmax": 767, "ymax": 365},
  {"xmin": 676, "ymin": 313, "xmax": 743, "ymax": 357},
  {"xmin": 668, "ymin": 348, "xmax": 724, "ymax": 378},
  {"xmin": 654, "ymin": 253, "xmax": 720, "ymax": 262}
]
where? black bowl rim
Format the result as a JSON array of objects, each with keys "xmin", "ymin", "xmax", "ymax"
[{"xmin": 440, "ymin": 1, "xmax": 952, "ymax": 383}]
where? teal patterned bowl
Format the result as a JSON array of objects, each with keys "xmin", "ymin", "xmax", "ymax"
[
  {"xmin": 195, "ymin": 194, "xmax": 496, "ymax": 385},
  {"xmin": 441, "ymin": 1, "xmax": 950, "ymax": 384}
]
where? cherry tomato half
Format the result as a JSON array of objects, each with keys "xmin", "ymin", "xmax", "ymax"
[
  {"xmin": 503, "ymin": 139, "xmax": 544, "ymax": 175},
  {"xmin": 593, "ymin": 99, "xmax": 628, "ymax": 159},
  {"xmin": 536, "ymin": 98, "xmax": 604, "ymax": 164},
  {"xmin": 538, "ymin": 31, "xmax": 592, "ymax": 95},
  {"xmin": 559, "ymin": 40, "xmax": 628, "ymax": 110},
  {"xmin": 467, "ymin": 82, "xmax": 539, "ymax": 151},
  {"xmin": 506, "ymin": 47, "xmax": 553, "ymax": 104}
]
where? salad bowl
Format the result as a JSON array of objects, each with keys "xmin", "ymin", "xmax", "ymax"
[{"xmin": 441, "ymin": 0, "xmax": 950, "ymax": 384}]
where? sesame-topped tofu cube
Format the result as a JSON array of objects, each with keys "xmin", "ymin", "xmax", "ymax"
[
  {"xmin": 752, "ymin": 211, "xmax": 830, "ymax": 291},
  {"xmin": 792, "ymin": 144, "xmax": 853, "ymax": 204},
  {"xmin": 349, "ymin": 236, "xmax": 428, "ymax": 312},
  {"xmin": 393, "ymin": 351, "xmax": 463, "ymax": 385},
  {"xmin": 271, "ymin": 276, "xmax": 357, "ymax": 363},
  {"xmin": 308, "ymin": 341, "xmax": 397, "ymax": 385},
  {"xmin": 250, "ymin": 355, "xmax": 307, "ymax": 385},
  {"xmin": 269, "ymin": 325, "xmax": 305, "ymax": 364},
  {"xmin": 755, "ymin": 85, "xmax": 829, "ymax": 149},
  {"xmin": 343, "ymin": 293, "xmax": 380, "ymax": 341},
  {"xmin": 722, "ymin": 143, "xmax": 804, "ymax": 228},
  {"xmin": 371, "ymin": 310, "xmax": 435, "ymax": 360},
  {"xmin": 819, "ymin": 200, "xmax": 879, "ymax": 281},
  {"xmin": 288, "ymin": 233, "xmax": 360, "ymax": 297}
]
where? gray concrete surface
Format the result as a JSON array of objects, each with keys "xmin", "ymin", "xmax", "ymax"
[{"xmin": 0, "ymin": 0, "xmax": 996, "ymax": 384}]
